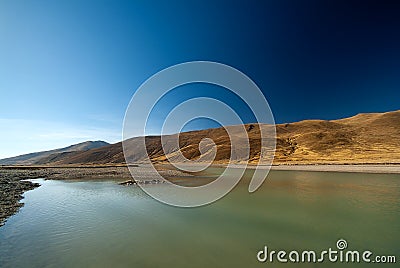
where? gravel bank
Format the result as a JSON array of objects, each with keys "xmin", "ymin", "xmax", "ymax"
[{"xmin": 0, "ymin": 169, "xmax": 43, "ymax": 226}]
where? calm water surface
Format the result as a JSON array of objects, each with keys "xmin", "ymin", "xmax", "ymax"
[{"xmin": 0, "ymin": 169, "xmax": 399, "ymax": 267}]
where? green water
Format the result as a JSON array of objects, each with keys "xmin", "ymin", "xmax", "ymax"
[{"xmin": 0, "ymin": 169, "xmax": 399, "ymax": 267}]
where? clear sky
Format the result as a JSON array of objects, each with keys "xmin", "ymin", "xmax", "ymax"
[{"xmin": 1, "ymin": 0, "xmax": 400, "ymax": 158}]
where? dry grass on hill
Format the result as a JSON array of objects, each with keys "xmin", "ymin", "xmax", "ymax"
[{"xmin": 30, "ymin": 110, "xmax": 400, "ymax": 165}]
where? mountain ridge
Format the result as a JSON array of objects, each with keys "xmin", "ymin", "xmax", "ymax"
[
  {"xmin": 2, "ymin": 110, "xmax": 400, "ymax": 165},
  {"xmin": 0, "ymin": 141, "xmax": 110, "ymax": 165}
]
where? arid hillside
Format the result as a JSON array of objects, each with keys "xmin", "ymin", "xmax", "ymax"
[
  {"xmin": 0, "ymin": 141, "xmax": 110, "ymax": 165},
  {"xmin": 12, "ymin": 110, "xmax": 400, "ymax": 165},
  {"xmin": 273, "ymin": 110, "xmax": 400, "ymax": 164}
]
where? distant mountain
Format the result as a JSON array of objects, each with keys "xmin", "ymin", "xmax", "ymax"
[
  {"xmin": 0, "ymin": 141, "xmax": 110, "ymax": 165},
  {"xmin": 3, "ymin": 110, "xmax": 400, "ymax": 166}
]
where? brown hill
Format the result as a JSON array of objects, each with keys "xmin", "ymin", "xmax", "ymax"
[
  {"xmin": 33, "ymin": 110, "xmax": 400, "ymax": 165},
  {"xmin": 0, "ymin": 141, "xmax": 110, "ymax": 165}
]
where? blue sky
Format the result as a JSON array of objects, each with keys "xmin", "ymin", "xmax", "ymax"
[{"xmin": 1, "ymin": 0, "xmax": 400, "ymax": 158}]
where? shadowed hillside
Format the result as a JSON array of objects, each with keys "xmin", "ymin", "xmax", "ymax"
[
  {"xmin": 0, "ymin": 141, "xmax": 110, "ymax": 165},
  {"xmin": 6, "ymin": 110, "xmax": 400, "ymax": 165}
]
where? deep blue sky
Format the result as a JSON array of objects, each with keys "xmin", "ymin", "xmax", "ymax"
[{"xmin": 1, "ymin": 0, "xmax": 400, "ymax": 158}]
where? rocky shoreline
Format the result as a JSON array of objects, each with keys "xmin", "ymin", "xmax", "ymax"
[{"xmin": 0, "ymin": 169, "xmax": 43, "ymax": 227}]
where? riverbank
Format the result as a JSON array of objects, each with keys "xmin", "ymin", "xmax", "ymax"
[
  {"xmin": 270, "ymin": 164, "xmax": 400, "ymax": 173},
  {"xmin": 0, "ymin": 170, "xmax": 41, "ymax": 227},
  {"xmin": 0, "ymin": 165, "xmax": 189, "ymax": 226},
  {"xmin": 1, "ymin": 163, "xmax": 400, "ymax": 227},
  {"xmin": 179, "ymin": 163, "xmax": 400, "ymax": 174}
]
